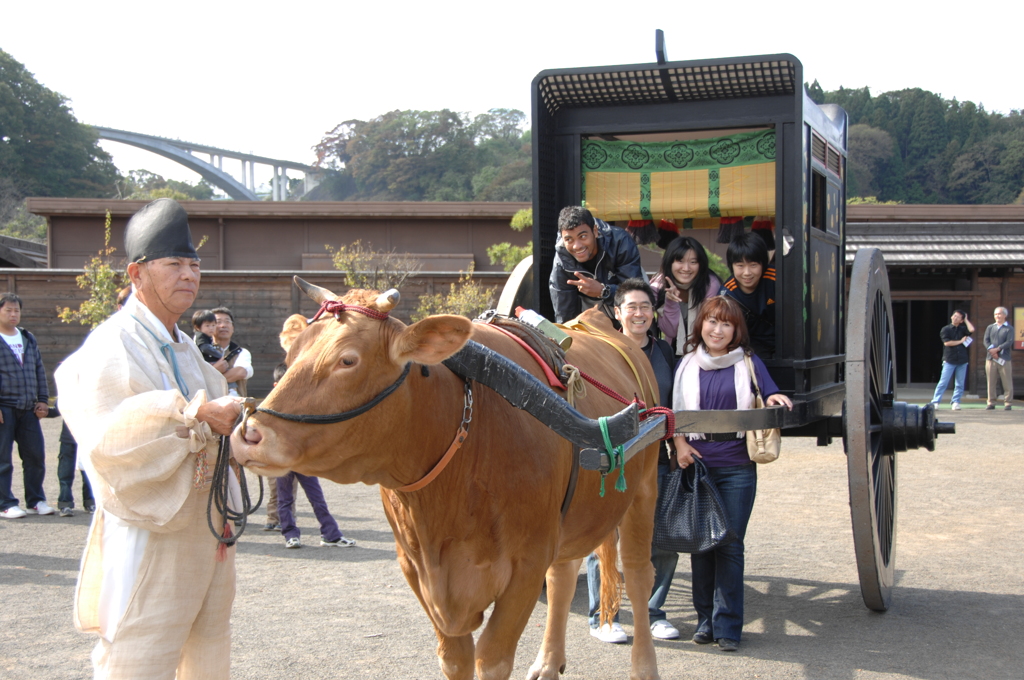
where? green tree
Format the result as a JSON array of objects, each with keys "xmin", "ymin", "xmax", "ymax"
[
  {"xmin": 311, "ymin": 108, "xmax": 532, "ymax": 202},
  {"xmin": 847, "ymin": 124, "xmax": 897, "ymax": 198},
  {"xmin": 487, "ymin": 208, "xmax": 532, "ymax": 271},
  {"xmin": 57, "ymin": 211, "xmax": 127, "ymax": 328},
  {"xmin": 0, "ymin": 50, "xmax": 118, "ymax": 200},
  {"xmin": 115, "ymin": 170, "xmax": 215, "ymax": 201},
  {"xmin": 805, "ymin": 80, "xmax": 825, "ymax": 105},
  {"xmin": 820, "ymin": 81, "xmax": 1024, "ymax": 204}
]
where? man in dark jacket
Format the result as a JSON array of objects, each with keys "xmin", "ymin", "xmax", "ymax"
[
  {"xmin": 548, "ymin": 206, "xmax": 645, "ymax": 323},
  {"xmin": 0, "ymin": 292, "xmax": 52, "ymax": 518},
  {"xmin": 983, "ymin": 306, "xmax": 1014, "ymax": 410},
  {"xmin": 930, "ymin": 309, "xmax": 974, "ymax": 410}
]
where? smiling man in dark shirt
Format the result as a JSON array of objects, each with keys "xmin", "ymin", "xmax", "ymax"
[{"xmin": 548, "ymin": 206, "xmax": 645, "ymax": 323}]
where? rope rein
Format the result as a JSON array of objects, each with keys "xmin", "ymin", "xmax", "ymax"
[{"xmin": 207, "ymin": 409, "xmax": 263, "ymax": 553}]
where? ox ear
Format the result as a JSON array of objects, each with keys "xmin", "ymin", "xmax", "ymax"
[
  {"xmin": 280, "ymin": 314, "xmax": 308, "ymax": 352},
  {"xmin": 391, "ymin": 315, "xmax": 473, "ymax": 366}
]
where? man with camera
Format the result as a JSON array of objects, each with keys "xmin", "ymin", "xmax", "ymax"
[{"xmin": 208, "ymin": 307, "xmax": 252, "ymax": 398}]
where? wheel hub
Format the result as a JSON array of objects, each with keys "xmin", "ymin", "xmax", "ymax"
[{"xmin": 881, "ymin": 402, "xmax": 956, "ymax": 454}]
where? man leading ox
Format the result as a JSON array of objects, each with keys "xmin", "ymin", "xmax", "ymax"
[{"xmin": 56, "ymin": 198, "xmax": 242, "ymax": 679}]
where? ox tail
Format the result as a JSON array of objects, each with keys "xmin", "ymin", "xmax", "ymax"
[{"xmin": 596, "ymin": 530, "xmax": 622, "ymax": 628}]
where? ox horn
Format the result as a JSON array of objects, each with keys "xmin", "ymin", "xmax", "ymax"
[
  {"xmin": 375, "ymin": 288, "xmax": 400, "ymax": 312},
  {"xmin": 293, "ymin": 276, "xmax": 338, "ymax": 305}
]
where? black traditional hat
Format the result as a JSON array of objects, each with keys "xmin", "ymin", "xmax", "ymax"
[{"xmin": 124, "ymin": 198, "xmax": 200, "ymax": 263}]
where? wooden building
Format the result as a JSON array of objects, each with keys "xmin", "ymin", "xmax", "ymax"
[
  {"xmin": 845, "ymin": 204, "xmax": 1023, "ymax": 397},
  {"xmin": 16, "ymin": 199, "xmax": 1024, "ymax": 398}
]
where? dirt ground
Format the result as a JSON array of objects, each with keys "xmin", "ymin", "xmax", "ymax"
[{"xmin": 2, "ymin": 406, "xmax": 1022, "ymax": 680}]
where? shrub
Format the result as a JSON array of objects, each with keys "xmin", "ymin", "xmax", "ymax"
[
  {"xmin": 413, "ymin": 266, "xmax": 495, "ymax": 321},
  {"xmin": 327, "ymin": 240, "xmax": 421, "ymax": 291}
]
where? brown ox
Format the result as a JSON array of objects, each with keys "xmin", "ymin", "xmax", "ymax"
[{"xmin": 231, "ymin": 284, "xmax": 661, "ymax": 680}]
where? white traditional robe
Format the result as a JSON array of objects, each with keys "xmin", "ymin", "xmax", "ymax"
[{"xmin": 56, "ymin": 295, "xmax": 235, "ymax": 679}]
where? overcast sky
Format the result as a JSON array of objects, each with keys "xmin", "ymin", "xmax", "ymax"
[{"xmin": 3, "ymin": 0, "xmax": 1019, "ymax": 189}]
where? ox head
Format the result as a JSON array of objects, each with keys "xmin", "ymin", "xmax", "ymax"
[{"xmin": 231, "ymin": 277, "xmax": 473, "ymax": 484}]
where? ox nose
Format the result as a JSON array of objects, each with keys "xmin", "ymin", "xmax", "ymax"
[{"xmin": 242, "ymin": 420, "xmax": 263, "ymax": 446}]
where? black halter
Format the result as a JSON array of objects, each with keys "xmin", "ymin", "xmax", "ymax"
[{"xmin": 256, "ymin": 362, "xmax": 412, "ymax": 425}]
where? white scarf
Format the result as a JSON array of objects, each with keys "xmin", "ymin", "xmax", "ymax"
[{"xmin": 673, "ymin": 345, "xmax": 753, "ymax": 440}]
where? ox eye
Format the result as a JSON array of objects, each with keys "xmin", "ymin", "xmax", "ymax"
[{"xmin": 340, "ymin": 355, "xmax": 358, "ymax": 367}]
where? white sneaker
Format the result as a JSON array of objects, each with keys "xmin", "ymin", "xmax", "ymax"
[
  {"xmin": 590, "ymin": 622, "xmax": 627, "ymax": 644},
  {"xmin": 651, "ymin": 619, "xmax": 680, "ymax": 640},
  {"xmin": 26, "ymin": 501, "xmax": 54, "ymax": 515},
  {"xmin": 1, "ymin": 506, "xmax": 27, "ymax": 519},
  {"xmin": 320, "ymin": 536, "xmax": 356, "ymax": 547},
  {"xmin": 285, "ymin": 537, "xmax": 301, "ymax": 549},
  {"xmin": 951, "ymin": 403, "xmax": 961, "ymax": 411}
]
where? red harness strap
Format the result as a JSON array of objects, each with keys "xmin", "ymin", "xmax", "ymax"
[
  {"xmin": 486, "ymin": 323, "xmax": 676, "ymax": 441},
  {"xmin": 486, "ymin": 323, "xmax": 566, "ymax": 390}
]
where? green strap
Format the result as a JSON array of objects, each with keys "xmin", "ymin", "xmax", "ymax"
[
  {"xmin": 598, "ymin": 416, "xmax": 627, "ymax": 497},
  {"xmin": 708, "ymin": 169, "xmax": 721, "ymax": 218},
  {"xmin": 639, "ymin": 172, "xmax": 651, "ymax": 220}
]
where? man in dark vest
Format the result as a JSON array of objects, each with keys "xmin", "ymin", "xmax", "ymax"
[{"xmin": 210, "ymin": 306, "xmax": 252, "ymax": 397}]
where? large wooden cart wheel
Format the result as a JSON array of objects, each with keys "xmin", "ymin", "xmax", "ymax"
[{"xmin": 845, "ymin": 248, "xmax": 898, "ymax": 612}]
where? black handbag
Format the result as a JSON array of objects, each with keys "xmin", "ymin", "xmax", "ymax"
[{"xmin": 652, "ymin": 458, "xmax": 738, "ymax": 554}]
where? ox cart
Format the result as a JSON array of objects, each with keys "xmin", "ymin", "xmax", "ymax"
[{"xmin": 495, "ymin": 50, "xmax": 955, "ymax": 613}]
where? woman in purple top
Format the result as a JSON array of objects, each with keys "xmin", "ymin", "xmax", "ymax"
[
  {"xmin": 671, "ymin": 296, "xmax": 793, "ymax": 652},
  {"xmin": 649, "ymin": 236, "xmax": 722, "ymax": 355}
]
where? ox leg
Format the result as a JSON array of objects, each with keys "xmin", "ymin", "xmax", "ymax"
[
  {"xmin": 618, "ymin": 478, "xmax": 660, "ymax": 680},
  {"xmin": 472, "ymin": 570, "xmax": 549, "ymax": 680},
  {"xmin": 435, "ymin": 632, "xmax": 476, "ymax": 680},
  {"xmin": 392, "ymin": 544, "xmax": 476, "ymax": 680},
  {"xmin": 525, "ymin": 557, "xmax": 583, "ymax": 680}
]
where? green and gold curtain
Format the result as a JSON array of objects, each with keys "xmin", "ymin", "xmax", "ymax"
[{"xmin": 581, "ymin": 130, "xmax": 776, "ymax": 223}]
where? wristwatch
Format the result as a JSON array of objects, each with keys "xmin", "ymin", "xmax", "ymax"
[{"xmin": 599, "ymin": 283, "xmax": 608, "ymax": 299}]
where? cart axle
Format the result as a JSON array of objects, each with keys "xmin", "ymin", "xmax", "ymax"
[{"xmin": 881, "ymin": 401, "xmax": 954, "ymax": 454}]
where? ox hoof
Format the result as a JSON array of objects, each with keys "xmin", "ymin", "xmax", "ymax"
[{"xmin": 525, "ymin": 662, "xmax": 564, "ymax": 680}]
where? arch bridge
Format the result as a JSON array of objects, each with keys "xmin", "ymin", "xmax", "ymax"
[{"xmin": 92, "ymin": 127, "xmax": 322, "ymax": 201}]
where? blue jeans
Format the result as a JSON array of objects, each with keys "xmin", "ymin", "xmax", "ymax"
[
  {"xmin": 277, "ymin": 472, "xmax": 342, "ymax": 542},
  {"xmin": 588, "ymin": 465, "xmax": 681, "ymax": 627},
  {"xmin": 691, "ymin": 462, "xmax": 757, "ymax": 642},
  {"xmin": 932, "ymin": 361, "xmax": 968, "ymax": 405},
  {"xmin": 56, "ymin": 423, "xmax": 93, "ymax": 510},
  {"xmin": 0, "ymin": 406, "xmax": 47, "ymax": 511}
]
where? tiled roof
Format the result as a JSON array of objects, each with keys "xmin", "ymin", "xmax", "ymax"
[{"xmin": 846, "ymin": 223, "xmax": 1024, "ymax": 266}]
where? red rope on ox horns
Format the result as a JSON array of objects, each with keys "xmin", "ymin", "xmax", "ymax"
[{"xmin": 310, "ymin": 299, "xmax": 390, "ymax": 323}]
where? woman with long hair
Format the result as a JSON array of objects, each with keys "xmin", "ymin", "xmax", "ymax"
[
  {"xmin": 671, "ymin": 296, "xmax": 793, "ymax": 652},
  {"xmin": 650, "ymin": 236, "xmax": 722, "ymax": 354}
]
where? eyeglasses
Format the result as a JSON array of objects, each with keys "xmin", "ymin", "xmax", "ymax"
[{"xmin": 619, "ymin": 304, "xmax": 653, "ymax": 314}]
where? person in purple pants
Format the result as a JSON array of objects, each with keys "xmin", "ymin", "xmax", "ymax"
[{"xmin": 272, "ymin": 363, "xmax": 355, "ymax": 549}]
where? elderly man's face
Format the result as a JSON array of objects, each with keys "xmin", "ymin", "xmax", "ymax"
[
  {"xmin": 994, "ymin": 309, "xmax": 1007, "ymax": 324},
  {"xmin": 214, "ymin": 313, "xmax": 234, "ymax": 343},
  {"xmin": 131, "ymin": 257, "xmax": 200, "ymax": 318}
]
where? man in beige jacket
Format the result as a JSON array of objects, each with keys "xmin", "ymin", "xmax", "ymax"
[{"xmin": 56, "ymin": 198, "xmax": 242, "ymax": 679}]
